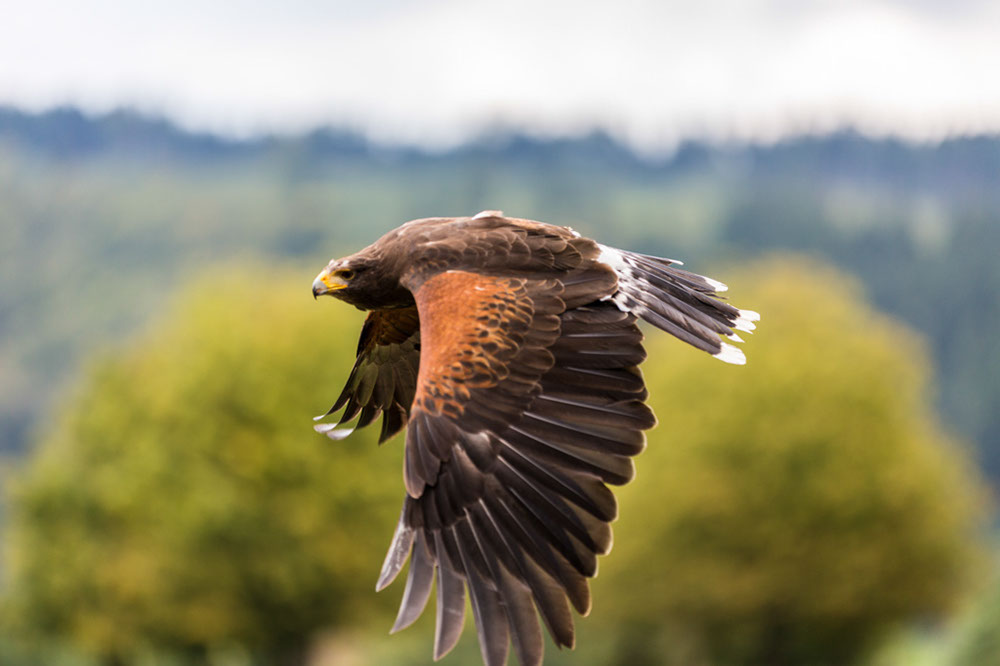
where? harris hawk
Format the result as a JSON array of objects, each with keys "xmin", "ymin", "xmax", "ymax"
[{"xmin": 311, "ymin": 211, "xmax": 758, "ymax": 666}]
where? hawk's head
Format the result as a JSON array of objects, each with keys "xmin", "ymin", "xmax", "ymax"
[{"xmin": 312, "ymin": 251, "xmax": 412, "ymax": 311}]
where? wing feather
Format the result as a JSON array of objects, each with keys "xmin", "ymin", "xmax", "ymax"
[
  {"xmin": 455, "ymin": 519, "xmax": 512, "ymax": 666},
  {"xmin": 391, "ymin": 531, "xmax": 435, "ymax": 633},
  {"xmin": 433, "ymin": 543, "xmax": 467, "ymax": 660},
  {"xmin": 315, "ymin": 306, "xmax": 420, "ymax": 444},
  {"xmin": 498, "ymin": 441, "xmax": 618, "ymax": 521}
]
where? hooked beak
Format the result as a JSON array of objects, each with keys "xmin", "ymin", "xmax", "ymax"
[{"xmin": 312, "ymin": 268, "xmax": 348, "ymax": 298}]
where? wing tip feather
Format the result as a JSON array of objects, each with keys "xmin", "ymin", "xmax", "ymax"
[
  {"xmin": 734, "ymin": 309, "xmax": 760, "ymax": 333},
  {"xmin": 314, "ymin": 421, "xmax": 358, "ymax": 440},
  {"xmin": 377, "ymin": 520, "xmax": 415, "ymax": 592},
  {"xmin": 704, "ymin": 276, "xmax": 728, "ymax": 293},
  {"xmin": 713, "ymin": 342, "xmax": 746, "ymax": 365}
]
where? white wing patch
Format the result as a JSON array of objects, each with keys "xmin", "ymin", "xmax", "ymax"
[{"xmin": 597, "ymin": 244, "xmax": 628, "ymax": 272}]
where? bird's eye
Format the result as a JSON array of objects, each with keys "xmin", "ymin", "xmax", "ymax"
[{"xmin": 337, "ymin": 269, "xmax": 355, "ymax": 280}]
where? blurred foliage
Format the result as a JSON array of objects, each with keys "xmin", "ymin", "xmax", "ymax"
[
  {"xmin": 587, "ymin": 257, "xmax": 987, "ymax": 666},
  {"xmin": 952, "ymin": 573, "xmax": 1000, "ymax": 666},
  {"xmin": 1, "ymin": 269, "xmax": 405, "ymax": 664},
  {"xmin": 0, "ymin": 258, "xmax": 988, "ymax": 665}
]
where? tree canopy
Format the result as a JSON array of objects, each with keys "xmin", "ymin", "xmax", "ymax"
[{"xmin": 2, "ymin": 268, "xmax": 406, "ymax": 663}]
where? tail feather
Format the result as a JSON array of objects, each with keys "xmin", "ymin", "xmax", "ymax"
[{"xmin": 596, "ymin": 245, "xmax": 759, "ymax": 365}]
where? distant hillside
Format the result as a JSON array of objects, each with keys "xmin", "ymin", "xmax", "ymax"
[
  {"xmin": 1, "ymin": 106, "xmax": 998, "ymax": 477},
  {"xmin": 3, "ymin": 106, "xmax": 999, "ymax": 190}
]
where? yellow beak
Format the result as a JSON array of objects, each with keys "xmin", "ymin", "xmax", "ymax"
[{"xmin": 312, "ymin": 269, "xmax": 348, "ymax": 298}]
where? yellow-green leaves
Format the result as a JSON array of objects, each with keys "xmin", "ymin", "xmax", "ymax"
[{"xmin": 3, "ymin": 268, "xmax": 405, "ymax": 662}]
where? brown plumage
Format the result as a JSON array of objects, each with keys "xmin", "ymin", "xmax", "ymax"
[{"xmin": 311, "ymin": 211, "xmax": 759, "ymax": 666}]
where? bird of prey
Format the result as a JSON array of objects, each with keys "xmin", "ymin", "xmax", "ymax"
[{"xmin": 311, "ymin": 211, "xmax": 758, "ymax": 666}]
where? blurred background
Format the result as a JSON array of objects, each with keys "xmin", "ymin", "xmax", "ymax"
[{"xmin": 1, "ymin": 1, "xmax": 999, "ymax": 664}]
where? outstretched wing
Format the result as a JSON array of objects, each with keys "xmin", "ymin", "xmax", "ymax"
[
  {"xmin": 376, "ymin": 267, "xmax": 653, "ymax": 666},
  {"xmin": 314, "ymin": 306, "xmax": 420, "ymax": 443}
]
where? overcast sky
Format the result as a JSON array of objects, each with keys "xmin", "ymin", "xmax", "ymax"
[{"xmin": 2, "ymin": 0, "xmax": 998, "ymax": 150}]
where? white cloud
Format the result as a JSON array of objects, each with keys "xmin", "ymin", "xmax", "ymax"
[{"xmin": 1, "ymin": 0, "xmax": 998, "ymax": 150}]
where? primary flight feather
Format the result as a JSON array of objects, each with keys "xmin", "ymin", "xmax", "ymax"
[{"xmin": 311, "ymin": 211, "xmax": 759, "ymax": 666}]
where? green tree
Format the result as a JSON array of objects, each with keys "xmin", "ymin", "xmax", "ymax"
[
  {"xmin": 2, "ymin": 267, "xmax": 406, "ymax": 664},
  {"xmin": 591, "ymin": 256, "xmax": 987, "ymax": 666},
  {"xmin": 951, "ymin": 576, "xmax": 1000, "ymax": 666}
]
